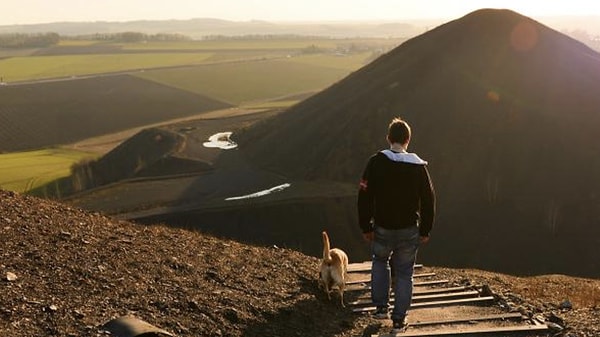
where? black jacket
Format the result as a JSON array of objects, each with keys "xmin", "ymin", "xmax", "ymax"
[{"xmin": 357, "ymin": 150, "xmax": 435, "ymax": 236}]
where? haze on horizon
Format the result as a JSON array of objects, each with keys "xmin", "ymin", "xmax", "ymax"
[{"xmin": 2, "ymin": 0, "xmax": 600, "ymax": 26}]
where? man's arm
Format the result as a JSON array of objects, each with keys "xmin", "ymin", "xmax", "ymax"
[
  {"xmin": 418, "ymin": 165, "xmax": 435, "ymax": 238},
  {"xmin": 357, "ymin": 157, "xmax": 376, "ymax": 238}
]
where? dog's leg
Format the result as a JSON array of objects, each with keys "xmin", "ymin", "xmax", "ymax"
[{"xmin": 339, "ymin": 284, "xmax": 345, "ymax": 307}]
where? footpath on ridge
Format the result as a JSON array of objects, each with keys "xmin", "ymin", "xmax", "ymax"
[{"xmin": 346, "ymin": 262, "xmax": 550, "ymax": 337}]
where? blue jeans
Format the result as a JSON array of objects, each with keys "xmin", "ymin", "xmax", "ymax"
[{"xmin": 371, "ymin": 226, "xmax": 420, "ymax": 321}]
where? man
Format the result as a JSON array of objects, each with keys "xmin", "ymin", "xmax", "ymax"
[{"xmin": 357, "ymin": 117, "xmax": 435, "ymax": 333}]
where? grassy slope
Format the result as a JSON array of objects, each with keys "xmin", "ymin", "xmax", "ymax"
[{"xmin": 0, "ymin": 148, "xmax": 96, "ymax": 193}]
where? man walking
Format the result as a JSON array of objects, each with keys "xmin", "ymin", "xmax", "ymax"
[{"xmin": 358, "ymin": 117, "xmax": 435, "ymax": 333}]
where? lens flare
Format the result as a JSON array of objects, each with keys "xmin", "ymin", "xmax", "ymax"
[
  {"xmin": 487, "ymin": 90, "xmax": 500, "ymax": 103},
  {"xmin": 510, "ymin": 20, "xmax": 539, "ymax": 52}
]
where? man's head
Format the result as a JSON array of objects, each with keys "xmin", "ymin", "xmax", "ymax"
[{"xmin": 387, "ymin": 117, "xmax": 411, "ymax": 146}]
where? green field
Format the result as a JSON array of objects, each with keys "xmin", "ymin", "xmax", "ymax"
[
  {"xmin": 57, "ymin": 40, "xmax": 100, "ymax": 46},
  {"xmin": 0, "ymin": 53, "xmax": 214, "ymax": 82},
  {"xmin": 0, "ymin": 148, "xmax": 96, "ymax": 193},
  {"xmin": 0, "ymin": 38, "xmax": 398, "ymax": 83},
  {"xmin": 120, "ymin": 38, "xmax": 347, "ymax": 50},
  {"xmin": 135, "ymin": 53, "xmax": 370, "ymax": 105}
]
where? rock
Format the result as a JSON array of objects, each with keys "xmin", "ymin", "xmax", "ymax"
[
  {"xmin": 224, "ymin": 308, "xmax": 240, "ymax": 323},
  {"xmin": 547, "ymin": 322, "xmax": 564, "ymax": 332},
  {"xmin": 5, "ymin": 272, "xmax": 17, "ymax": 282},
  {"xmin": 559, "ymin": 300, "xmax": 573, "ymax": 310},
  {"xmin": 517, "ymin": 305, "xmax": 531, "ymax": 316},
  {"xmin": 73, "ymin": 310, "xmax": 85, "ymax": 319},
  {"xmin": 549, "ymin": 312, "xmax": 565, "ymax": 325},
  {"xmin": 481, "ymin": 284, "xmax": 494, "ymax": 297},
  {"xmin": 43, "ymin": 304, "xmax": 58, "ymax": 313}
]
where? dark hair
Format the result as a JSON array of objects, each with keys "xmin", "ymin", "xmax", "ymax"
[{"xmin": 387, "ymin": 117, "xmax": 411, "ymax": 144}]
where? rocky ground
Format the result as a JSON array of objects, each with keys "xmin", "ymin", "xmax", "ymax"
[{"xmin": 1, "ymin": 189, "xmax": 599, "ymax": 336}]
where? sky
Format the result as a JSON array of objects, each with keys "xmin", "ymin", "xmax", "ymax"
[{"xmin": 2, "ymin": 0, "xmax": 600, "ymax": 25}]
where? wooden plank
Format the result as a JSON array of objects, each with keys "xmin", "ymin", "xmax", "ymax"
[
  {"xmin": 374, "ymin": 323, "xmax": 548, "ymax": 336},
  {"xmin": 347, "ymin": 262, "xmax": 372, "ymax": 272},
  {"xmin": 409, "ymin": 312, "xmax": 524, "ymax": 327},
  {"xmin": 411, "ymin": 296, "xmax": 495, "ymax": 309},
  {"xmin": 346, "ymin": 273, "xmax": 436, "ymax": 285},
  {"xmin": 413, "ymin": 279, "xmax": 448, "ymax": 287},
  {"xmin": 350, "ymin": 291, "xmax": 481, "ymax": 307},
  {"xmin": 348, "ymin": 262, "xmax": 423, "ymax": 272},
  {"xmin": 352, "ymin": 296, "xmax": 496, "ymax": 313},
  {"xmin": 346, "ymin": 279, "xmax": 449, "ymax": 292},
  {"xmin": 414, "ymin": 286, "xmax": 471, "ymax": 295},
  {"xmin": 413, "ymin": 291, "xmax": 481, "ymax": 302},
  {"xmin": 354, "ymin": 286, "xmax": 471, "ymax": 299}
]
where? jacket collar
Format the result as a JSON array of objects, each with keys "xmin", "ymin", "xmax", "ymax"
[{"xmin": 380, "ymin": 149, "xmax": 428, "ymax": 165}]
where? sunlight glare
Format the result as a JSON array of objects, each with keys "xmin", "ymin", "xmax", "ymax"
[{"xmin": 510, "ymin": 20, "xmax": 539, "ymax": 52}]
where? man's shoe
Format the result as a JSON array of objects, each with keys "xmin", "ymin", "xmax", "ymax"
[
  {"xmin": 372, "ymin": 307, "xmax": 389, "ymax": 319},
  {"xmin": 391, "ymin": 318, "xmax": 409, "ymax": 333}
]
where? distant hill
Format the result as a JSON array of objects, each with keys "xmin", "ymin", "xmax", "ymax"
[
  {"xmin": 229, "ymin": 9, "xmax": 600, "ymax": 277},
  {"xmin": 0, "ymin": 18, "xmax": 430, "ymax": 39},
  {"xmin": 2, "ymin": 15, "xmax": 600, "ymax": 42}
]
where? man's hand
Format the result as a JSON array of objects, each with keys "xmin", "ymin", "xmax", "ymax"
[
  {"xmin": 420, "ymin": 236, "xmax": 430, "ymax": 244},
  {"xmin": 362, "ymin": 231, "xmax": 374, "ymax": 242}
]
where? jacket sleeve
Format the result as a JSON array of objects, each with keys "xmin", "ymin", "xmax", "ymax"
[
  {"xmin": 357, "ymin": 157, "xmax": 375, "ymax": 233},
  {"xmin": 418, "ymin": 165, "xmax": 436, "ymax": 237}
]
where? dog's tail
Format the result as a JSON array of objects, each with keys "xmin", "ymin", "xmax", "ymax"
[{"xmin": 322, "ymin": 231, "xmax": 332, "ymax": 262}]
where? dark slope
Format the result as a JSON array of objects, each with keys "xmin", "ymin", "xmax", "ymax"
[
  {"xmin": 238, "ymin": 8, "xmax": 600, "ymax": 182},
  {"xmin": 31, "ymin": 127, "xmax": 212, "ymax": 198},
  {"xmin": 234, "ymin": 9, "xmax": 600, "ymax": 276},
  {"xmin": 0, "ymin": 75, "xmax": 231, "ymax": 152}
]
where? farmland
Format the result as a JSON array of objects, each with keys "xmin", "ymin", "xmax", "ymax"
[
  {"xmin": 0, "ymin": 148, "xmax": 95, "ymax": 193},
  {"xmin": 0, "ymin": 36, "xmax": 400, "ymax": 194},
  {"xmin": 1, "ymin": 38, "xmax": 401, "ymax": 83},
  {"xmin": 134, "ymin": 53, "xmax": 370, "ymax": 105},
  {"xmin": 0, "ymin": 53, "xmax": 213, "ymax": 82}
]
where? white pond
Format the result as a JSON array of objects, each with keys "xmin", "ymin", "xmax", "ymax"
[
  {"xmin": 225, "ymin": 183, "xmax": 291, "ymax": 201},
  {"xmin": 203, "ymin": 132, "xmax": 238, "ymax": 150}
]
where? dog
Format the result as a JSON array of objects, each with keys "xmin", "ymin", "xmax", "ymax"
[{"xmin": 319, "ymin": 231, "xmax": 349, "ymax": 307}]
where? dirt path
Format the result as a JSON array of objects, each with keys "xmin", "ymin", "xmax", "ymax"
[{"xmin": 66, "ymin": 107, "xmax": 268, "ymax": 154}]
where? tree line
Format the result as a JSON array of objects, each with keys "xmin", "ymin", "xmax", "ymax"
[
  {"xmin": 67, "ymin": 32, "xmax": 192, "ymax": 43},
  {"xmin": 0, "ymin": 32, "xmax": 192, "ymax": 48},
  {"xmin": 201, "ymin": 34, "xmax": 329, "ymax": 40},
  {"xmin": 0, "ymin": 33, "xmax": 60, "ymax": 48}
]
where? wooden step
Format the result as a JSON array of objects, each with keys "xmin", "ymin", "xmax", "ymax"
[
  {"xmin": 408, "ymin": 312, "xmax": 524, "ymax": 327},
  {"xmin": 352, "ymin": 296, "xmax": 496, "ymax": 313},
  {"xmin": 350, "ymin": 291, "xmax": 481, "ymax": 307},
  {"xmin": 373, "ymin": 323, "xmax": 549, "ymax": 336},
  {"xmin": 348, "ymin": 262, "xmax": 423, "ymax": 273},
  {"xmin": 346, "ymin": 279, "xmax": 449, "ymax": 292},
  {"xmin": 346, "ymin": 273, "xmax": 436, "ymax": 285},
  {"xmin": 354, "ymin": 286, "xmax": 474, "ymax": 299}
]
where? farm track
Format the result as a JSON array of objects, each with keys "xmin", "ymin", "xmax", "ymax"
[
  {"xmin": 34, "ymin": 47, "xmax": 304, "ymax": 56},
  {"xmin": 66, "ymin": 107, "xmax": 272, "ymax": 154},
  {"xmin": 2, "ymin": 54, "xmax": 288, "ymax": 87}
]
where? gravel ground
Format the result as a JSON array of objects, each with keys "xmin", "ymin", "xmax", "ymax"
[{"xmin": 1, "ymin": 189, "xmax": 598, "ymax": 336}]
